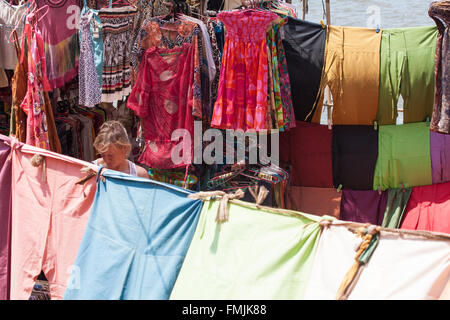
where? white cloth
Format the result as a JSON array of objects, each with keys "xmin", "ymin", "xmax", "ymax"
[
  {"xmin": 304, "ymin": 224, "xmax": 450, "ymax": 300},
  {"xmin": 0, "ymin": 0, "xmax": 27, "ymax": 70}
]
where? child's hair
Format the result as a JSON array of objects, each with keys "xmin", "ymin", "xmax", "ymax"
[{"xmin": 93, "ymin": 121, "xmax": 131, "ymax": 157}]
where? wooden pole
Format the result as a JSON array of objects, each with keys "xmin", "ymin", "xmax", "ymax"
[
  {"xmin": 325, "ymin": 0, "xmax": 332, "ymax": 129},
  {"xmin": 302, "ymin": 0, "xmax": 307, "ymax": 20}
]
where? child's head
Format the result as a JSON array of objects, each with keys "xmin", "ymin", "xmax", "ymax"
[{"xmin": 93, "ymin": 121, "xmax": 131, "ymax": 168}]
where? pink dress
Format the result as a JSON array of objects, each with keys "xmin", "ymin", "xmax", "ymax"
[
  {"xmin": 211, "ymin": 9, "xmax": 278, "ymax": 131},
  {"xmin": 20, "ymin": 14, "xmax": 52, "ymax": 150},
  {"xmin": 127, "ymin": 43, "xmax": 195, "ymax": 169}
]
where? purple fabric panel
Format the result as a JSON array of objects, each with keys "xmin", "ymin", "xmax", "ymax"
[
  {"xmin": 430, "ymin": 130, "xmax": 450, "ymax": 184},
  {"xmin": 339, "ymin": 190, "xmax": 388, "ymax": 226},
  {"xmin": 0, "ymin": 134, "xmax": 11, "ymax": 300}
]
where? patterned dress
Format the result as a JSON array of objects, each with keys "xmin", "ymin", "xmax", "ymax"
[
  {"xmin": 211, "ymin": 9, "xmax": 278, "ymax": 131},
  {"xmin": 78, "ymin": 10, "xmax": 102, "ymax": 107},
  {"xmin": 98, "ymin": 5, "xmax": 137, "ymax": 103}
]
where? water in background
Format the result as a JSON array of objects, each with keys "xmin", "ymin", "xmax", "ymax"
[{"xmin": 291, "ymin": 0, "xmax": 436, "ymax": 124}]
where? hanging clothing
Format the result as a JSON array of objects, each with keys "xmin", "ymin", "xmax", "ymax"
[
  {"xmin": 0, "ymin": 135, "xmax": 11, "ymax": 301},
  {"xmin": 430, "ymin": 130, "xmax": 450, "ymax": 184},
  {"xmin": 36, "ymin": 0, "xmax": 80, "ymax": 89},
  {"xmin": 0, "ymin": 69, "xmax": 8, "ymax": 88},
  {"xmin": 170, "ymin": 199, "xmax": 328, "ymax": 300},
  {"xmin": 0, "ymin": 0, "xmax": 27, "ymax": 70},
  {"xmin": 285, "ymin": 186, "xmax": 341, "ymax": 218},
  {"xmin": 381, "ymin": 187, "xmax": 412, "ymax": 229},
  {"xmin": 280, "ymin": 121, "xmax": 333, "ymax": 188},
  {"xmin": 64, "ymin": 170, "xmax": 203, "ymax": 300},
  {"xmin": 10, "ymin": 33, "xmax": 27, "ymax": 141},
  {"xmin": 9, "ymin": 141, "xmax": 98, "ymax": 300},
  {"xmin": 98, "ymin": 4, "xmax": 137, "ymax": 103},
  {"xmin": 373, "ymin": 122, "xmax": 432, "ymax": 191},
  {"xmin": 211, "ymin": 9, "xmax": 278, "ymax": 131},
  {"xmin": 304, "ymin": 224, "xmax": 450, "ymax": 299},
  {"xmin": 20, "ymin": 16, "xmax": 61, "ymax": 152},
  {"xmin": 78, "ymin": 6, "xmax": 102, "ymax": 108},
  {"xmin": 131, "ymin": 17, "xmax": 203, "ymax": 120},
  {"xmin": 332, "ymin": 125, "xmax": 378, "ymax": 190},
  {"xmin": 312, "ymin": 26, "xmax": 381, "ymax": 125},
  {"xmin": 429, "ymin": 1, "xmax": 450, "ymax": 134},
  {"xmin": 339, "ymin": 190, "xmax": 388, "ymax": 226},
  {"xmin": 282, "ymin": 17, "xmax": 326, "ymax": 122},
  {"xmin": 377, "ymin": 26, "xmax": 438, "ymax": 125},
  {"xmin": 401, "ymin": 182, "xmax": 450, "ymax": 234},
  {"xmin": 128, "ymin": 43, "xmax": 195, "ymax": 169}
]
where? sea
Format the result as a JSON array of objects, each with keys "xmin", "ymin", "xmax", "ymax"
[{"xmin": 291, "ymin": 0, "xmax": 436, "ymax": 124}]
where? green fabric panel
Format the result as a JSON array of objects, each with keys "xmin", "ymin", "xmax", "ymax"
[
  {"xmin": 170, "ymin": 199, "xmax": 331, "ymax": 300},
  {"xmin": 381, "ymin": 188, "xmax": 412, "ymax": 228},
  {"xmin": 373, "ymin": 122, "xmax": 432, "ymax": 191},
  {"xmin": 377, "ymin": 26, "xmax": 437, "ymax": 125}
]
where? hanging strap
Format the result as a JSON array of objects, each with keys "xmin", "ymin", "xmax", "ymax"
[{"xmin": 109, "ymin": 0, "xmax": 113, "ymax": 8}]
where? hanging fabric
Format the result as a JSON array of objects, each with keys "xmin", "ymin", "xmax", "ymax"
[
  {"xmin": 64, "ymin": 169, "xmax": 203, "ymax": 300},
  {"xmin": 430, "ymin": 130, "xmax": 450, "ymax": 184},
  {"xmin": 9, "ymin": 139, "xmax": 98, "ymax": 300},
  {"xmin": 377, "ymin": 26, "xmax": 437, "ymax": 125},
  {"xmin": 311, "ymin": 25, "xmax": 382, "ymax": 126},
  {"xmin": 211, "ymin": 9, "xmax": 278, "ymax": 131},
  {"xmin": 0, "ymin": 0, "xmax": 28, "ymax": 70},
  {"xmin": 429, "ymin": 1, "xmax": 450, "ymax": 133},
  {"xmin": 35, "ymin": 0, "xmax": 80, "ymax": 89},
  {"xmin": 98, "ymin": 0, "xmax": 137, "ymax": 103},
  {"xmin": 339, "ymin": 190, "xmax": 388, "ymax": 226}
]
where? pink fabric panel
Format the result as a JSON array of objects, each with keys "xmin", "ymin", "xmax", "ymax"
[
  {"xmin": 401, "ymin": 182, "xmax": 450, "ymax": 234},
  {"xmin": 10, "ymin": 140, "xmax": 97, "ymax": 300}
]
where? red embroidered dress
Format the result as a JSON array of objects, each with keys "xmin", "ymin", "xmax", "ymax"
[{"xmin": 127, "ymin": 43, "xmax": 195, "ymax": 169}]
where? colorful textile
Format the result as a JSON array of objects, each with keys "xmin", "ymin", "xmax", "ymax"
[
  {"xmin": 401, "ymin": 182, "xmax": 450, "ymax": 234},
  {"xmin": 64, "ymin": 170, "xmax": 203, "ymax": 300},
  {"xmin": 20, "ymin": 16, "xmax": 61, "ymax": 153},
  {"xmin": 170, "ymin": 199, "xmax": 328, "ymax": 299},
  {"xmin": 282, "ymin": 17, "xmax": 326, "ymax": 122},
  {"xmin": 382, "ymin": 188, "xmax": 412, "ymax": 229},
  {"xmin": 98, "ymin": 5, "xmax": 137, "ymax": 103},
  {"xmin": 211, "ymin": 9, "xmax": 278, "ymax": 131},
  {"xmin": 429, "ymin": 1, "xmax": 450, "ymax": 133},
  {"xmin": 10, "ymin": 140, "xmax": 97, "ymax": 300},
  {"xmin": 304, "ymin": 224, "xmax": 450, "ymax": 299},
  {"xmin": 312, "ymin": 26, "xmax": 381, "ymax": 125},
  {"xmin": 285, "ymin": 186, "xmax": 341, "ymax": 218},
  {"xmin": 332, "ymin": 125, "xmax": 378, "ymax": 190},
  {"xmin": 280, "ymin": 121, "xmax": 333, "ymax": 187},
  {"xmin": 0, "ymin": 0, "xmax": 27, "ymax": 70},
  {"xmin": 0, "ymin": 135, "xmax": 11, "ymax": 300},
  {"xmin": 339, "ymin": 190, "xmax": 388, "ymax": 226},
  {"xmin": 36, "ymin": 0, "xmax": 80, "ymax": 89},
  {"xmin": 377, "ymin": 26, "xmax": 437, "ymax": 124},
  {"xmin": 373, "ymin": 122, "xmax": 432, "ymax": 191},
  {"xmin": 148, "ymin": 167, "xmax": 198, "ymax": 189},
  {"xmin": 430, "ymin": 130, "xmax": 450, "ymax": 184},
  {"xmin": 127, "ymin": 43, "xmax": 195, "ymax": 169},
  {"xmin": 78, "ymin": 7, "xmax": 102, "ymax": 108},
  {"xmin": 131, "ymin": 17, "xmax": 202, "ymax": 119}
]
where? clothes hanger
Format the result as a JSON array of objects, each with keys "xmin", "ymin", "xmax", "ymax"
[
  {"xmin": 102, "ymin": 0, "xmax": 137, "ymax": 9},
  {"xmin": 9, "ymin": 1, "xmax": 49, "ymax": 43}
]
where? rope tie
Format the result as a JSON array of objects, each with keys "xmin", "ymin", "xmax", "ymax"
[
  {"xmin": 319, "ymin": 219, "xmax": 332, "ymax": 229},
  {"xmin": 188, "ymin": 189, "xmax": 245, "ymax": 223},
  {"xmin": 336, "ymin": 224, "xmax": 380, "ymax": 300}
]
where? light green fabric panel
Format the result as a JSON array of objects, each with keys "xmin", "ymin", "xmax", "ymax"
[
  {"xmin": 373, "ymin": 122, "xmax": 432, "ymax": 191},
  {"xmin": 170, "ymin": 199, "xmax": 331, "ymax": 300}
]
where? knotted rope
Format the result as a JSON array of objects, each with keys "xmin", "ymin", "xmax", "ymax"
[
  {"xmin": 336, "ymin": 224, "xmax": 381, "ymax": 300},
  {"xmin": 188, "ymin": 189, "xmax": 245, "ymax": 223}
]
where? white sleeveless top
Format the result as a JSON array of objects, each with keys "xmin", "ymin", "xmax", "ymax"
[{"xmin": 93, "ymin": 159, "xmax": 137, "ymax": 177}]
